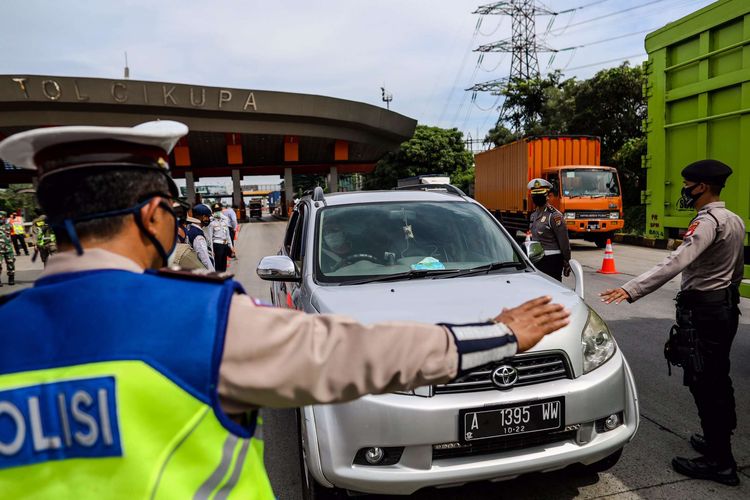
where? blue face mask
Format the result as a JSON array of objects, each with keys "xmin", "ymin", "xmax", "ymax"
[{"xmin": 52, "ymin": 195, "xmax": 177, "ymax": 267}]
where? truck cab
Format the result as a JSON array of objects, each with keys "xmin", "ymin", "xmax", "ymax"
[{"xmin": 545, "ymin": 166, "xmax": 624, "ymax": 248}]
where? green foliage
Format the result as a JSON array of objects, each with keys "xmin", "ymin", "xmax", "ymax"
[
  {"xmin": 0, "ymin": 185, "xmax": 39, "ymax": 217},
  {"xmin": 483, "ymin": 62, "xmax": 647, "ymax": 219},
  {"xmin": 612, "ymin": 136, "xmax": 647, "ymax": 207},
  {"xmin": 450, "ymin": 166, "xmax": 475, "ymax": 195},
  {"xmin": 623, "ymin": 204, "xmax": 647, "ymax": 235},
  {"xmin": 366, "ymin": 126, "xmax": 473, "ymax": 190},
  {"xmin": 567, "ymin": 64, "xmax": 646, "ymax": 166},
  {"xmin": 484, "ymin": 123, "xmax": 519, "ymax": 148}
]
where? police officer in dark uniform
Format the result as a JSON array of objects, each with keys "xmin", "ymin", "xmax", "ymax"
[
  {"xmin": 528, "ymin": 178, "xmax": 572, "ymax": 281},
  {"xmin": 601, "ymin": 160, "xmax": 744, "ymax": 486}
]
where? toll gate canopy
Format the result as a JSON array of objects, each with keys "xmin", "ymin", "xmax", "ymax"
[{"xmin": 0, "ymin": 75, "xmax": 416, "ymax": 207}]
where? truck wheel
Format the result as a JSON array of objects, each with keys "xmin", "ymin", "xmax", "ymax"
[
  {"xmin": 298, "ymin": 411, "xmax": 345, "ymax": 500},
  {"xmin": 584, "ymin": 448, "xmax": 623, "ymax": 473}
]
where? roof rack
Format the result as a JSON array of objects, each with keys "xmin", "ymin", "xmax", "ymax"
[
  {"xmin": 301, "ymin": 186, "xmax": 327, "ymax": 204},
  {"xmin": 394, "ymin": 184, "xmax": 467, "ymax": 197}
]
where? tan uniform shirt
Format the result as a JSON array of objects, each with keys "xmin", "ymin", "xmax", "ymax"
[
  {"xmin": 530, "ymin": 205, "xmax": 571, "ymax": 261},
  {"xmin": 40, "ymin": 249, "xmax": 462, "ymax": 413},
  {"xmin": 622, "ymin": 201, "xmax": 745, "ymax": 302}
]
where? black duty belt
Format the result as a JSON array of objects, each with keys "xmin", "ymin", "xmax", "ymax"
[{"xmin": 676, "ymin": 286, "xmax": 739, "ymax": 307}]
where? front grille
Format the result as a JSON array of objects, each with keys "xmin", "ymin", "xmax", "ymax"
[
  {"xmin": 432, "ymin": 429, "xmax": 578, "ymax": 460},
  {"xmin": 575, "ymin": 210, "xmax": 609, "ymax": 219},
  {"xmin": 434, "ymin": 352, "xmax": 571, "ymax": 394}
]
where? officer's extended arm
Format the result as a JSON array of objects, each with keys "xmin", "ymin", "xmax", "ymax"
[
  {"xmin": 218, "ymin": 296, "xmax": 568, "ymax": 410},
  {"xmin": 619, "ymin": 217, "xmax": 716, "ymax": 301}
]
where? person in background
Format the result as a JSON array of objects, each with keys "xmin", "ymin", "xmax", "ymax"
[
  {"xmin": 9, "ymin": 211, "xmax": 29, "ymax": 256},
  {"xmin": 223, "ymin": 202, "xmax": 238, "ymax": 242},
  {"xmin": 0, "ymin": 210, "xmax": 15, "ymax": 286},
  {"xmin": 189, "ymin": 204, "xmax": 215, "ymax": 271},
  {"xmin": 527, "ymin": 178, "xmax": 571, "ymax": 281},
  {"xmin": 209, "ymin": 202, "xmax": 234, "ymax": 272},
  {"xmin": 31, "ymin": 214, "xmax": 57, "ymax": 266},
  {"xmin": 168, "ymin": 201, "xmax": 206, "ymax": 270}
]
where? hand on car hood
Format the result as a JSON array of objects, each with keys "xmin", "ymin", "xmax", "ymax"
[{"xmin": 313, "ymin": 273, "xmax": 580, "ymax": 322}]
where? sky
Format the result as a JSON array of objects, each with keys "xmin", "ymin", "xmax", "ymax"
[{"xmin": 1, "ymin": 0, "xmax": 717, "ymax": 185}]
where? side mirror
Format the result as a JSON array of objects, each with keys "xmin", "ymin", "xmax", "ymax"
[
  {"xmin": 569, "ymin": 259, "xmax": 585, "ymax": 298},
  {"xmin": 256, "ymin": 255, "xmax": 301, "ymax": 282},
  {"xmin": 524, "ymin": 241, "xmax": 545, "ymax": 264}
]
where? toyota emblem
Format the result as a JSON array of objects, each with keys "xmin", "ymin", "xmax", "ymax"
[{"xmin": 491, "ymin": 365, "xmax": 518, "ymax": 389}]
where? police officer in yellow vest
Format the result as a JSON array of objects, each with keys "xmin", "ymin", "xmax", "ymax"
[{"xmin": 0, "ymin": 122, "xmax": 569, "ymax": 499}]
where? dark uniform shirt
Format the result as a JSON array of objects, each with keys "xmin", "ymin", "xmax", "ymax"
[
  {"xmin": 530, "ymin": 205, "xmax": 571, "ymax": 262},
  {"xmin": 622, "ymin": 201, "xmax": 745, "ymax": 301}
]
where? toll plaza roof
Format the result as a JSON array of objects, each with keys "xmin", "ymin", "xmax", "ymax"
[{"xmin": 0, "ymin": 75, "xmax": 417, "ymax": 184}]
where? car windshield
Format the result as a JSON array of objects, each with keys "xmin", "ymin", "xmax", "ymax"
[
  {"xmin": 315, "ymin": 201, "xmax": 523, "ymax": 284},
  {"xmin": 561, "ymin": 169, "xmax": 620, "ymax": 197}
]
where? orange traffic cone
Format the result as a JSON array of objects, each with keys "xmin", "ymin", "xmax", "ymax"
[{"xmin": 597, "ymin": 239, "xmax": 619, "ymax": 274}]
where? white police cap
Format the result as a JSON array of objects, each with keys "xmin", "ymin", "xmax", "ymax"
[
  {"xmin": 527, "ymin": 178, "xmax": 553, "ymax": 194},
  {"xmin": 0, "ymin": 120, "xmax": 188, "ymax": 171}
]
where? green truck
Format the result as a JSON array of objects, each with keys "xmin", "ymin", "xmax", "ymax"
[{"xmin": 644, "ymin": 0, "xmax": 750, "ymax": 296}]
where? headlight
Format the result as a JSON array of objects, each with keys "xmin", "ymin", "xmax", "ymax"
[
  {"xmin": 564, "ymin": 212, "xmax": 575, "ymax": 220},
  {"xmin": 582, "ymin": 308, "xmax": 616, "ymax": 373},
  {"xmin": 609, "ymin": 212, "xmax": 619, "ymax": 219}
]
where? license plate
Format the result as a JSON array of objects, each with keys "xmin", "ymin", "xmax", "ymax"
[
  {"xmin": 588, "ymin": 223, "xmax": 599, "ymax": 230},
  {"xmin": 459, "ymin": 398, "xmax": 564, "ymax": 442}
]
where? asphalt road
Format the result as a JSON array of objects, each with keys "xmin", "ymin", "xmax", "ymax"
[{"xmin": 231, "ymin": 219, "xmax": 750, "ymax": 500}]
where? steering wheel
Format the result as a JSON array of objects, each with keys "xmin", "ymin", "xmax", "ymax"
[{"xmin": 343, "ymin": 253, "xmax": 380, "ymax": 265}]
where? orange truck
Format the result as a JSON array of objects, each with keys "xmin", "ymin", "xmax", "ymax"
[{"xmin": 474, "ymin": 136, "xmax": 624, "ymax": 248}]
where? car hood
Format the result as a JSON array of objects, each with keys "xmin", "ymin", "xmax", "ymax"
[{"xmin": 310, "ymin": 271, "xmax": 592, "ymax": 374}]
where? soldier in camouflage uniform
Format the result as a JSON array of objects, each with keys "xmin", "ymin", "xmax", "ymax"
[{"xmin": 0, "ymin": 211, "xmax": 16, "ymax": 286}]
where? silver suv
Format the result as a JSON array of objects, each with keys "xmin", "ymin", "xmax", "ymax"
[{"xmin": 257, "ymin": 187, "xmax": 639, "ymax": 497}]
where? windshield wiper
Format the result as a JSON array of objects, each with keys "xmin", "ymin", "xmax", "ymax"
[
  {"xmin": 435, "ymin": 261, "xmax": 526, "ymax": 279},
  {"xmin": 340, "ymin": 268, "xmax": 462, "ymax": 285}
]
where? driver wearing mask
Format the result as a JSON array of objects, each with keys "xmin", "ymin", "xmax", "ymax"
[{"xmin": 320, "ymin": 221, "xmax": 353, "ymax": 272}]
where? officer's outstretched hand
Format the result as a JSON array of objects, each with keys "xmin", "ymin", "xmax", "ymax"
[
  {"xmin": 494, "ymin": 296, "xmax": 570, "ymax": 352},
  {"xmin": 600, "ymin": 287, "xmax": 631, "ymax": 305}
]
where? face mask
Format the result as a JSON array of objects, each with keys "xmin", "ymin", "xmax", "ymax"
[
  {"xmin": 678, "ymin": 184, "xmax": 702, "ymax": 209},
  {"xmin": 200, "ymin": 217, "xmax": 210, "ymax": 227},
  {"xmin": 532, "ymin": 194, "xmax": 547, "ymax": 207},
  {"xmin": 324, "ymin": 232, "xmax": 345, "ymax": 248}
]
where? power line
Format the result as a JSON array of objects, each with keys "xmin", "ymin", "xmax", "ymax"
[
  {"xmin": 558, "ymin": 52, "xmax": 646, "ymax": 72},
  {"xmin": 437, "ymin": 17, "xmax": 483, "ymax": 124},
  {"xmin": 554, "ymin": 27, "xmax": 656, "ymax": 52},
  {"xmin": 547, "ymin": 0, "xmax": 670, "ymax": 34}
]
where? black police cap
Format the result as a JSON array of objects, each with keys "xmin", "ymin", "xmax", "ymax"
[{"xmin": 681, "ymin": 159, "xmax": 733, "ymax": 187}]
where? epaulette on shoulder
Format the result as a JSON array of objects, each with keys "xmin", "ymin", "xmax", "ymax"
[{"xmin": 156, "ymin": 267, "xmax": 234, "ymax": 283}]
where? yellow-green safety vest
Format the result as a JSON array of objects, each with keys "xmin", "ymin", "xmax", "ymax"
[{"xmin": 0, "ymin": 268, "xmax": 275, "ymax": 499}]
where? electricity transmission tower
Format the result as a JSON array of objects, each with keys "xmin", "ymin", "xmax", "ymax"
[{"xmin": 468, "ymin": 1, "xmax": 554, "ymax": 128}]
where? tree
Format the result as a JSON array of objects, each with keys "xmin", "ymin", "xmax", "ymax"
[
  {"xmin": 567, "ymin": 63, "xmax": 646, "ymax": 167},
  {"xmin": 0, "ymin": 185, "xmax": 39, "ymax": 217},
  {"xmin": 366, "ymin": 126, "xmax": 474, "ymax": 190},
  {"xmin": 484, "ymin": 123, "xmax": 518, "ymax": 148}
]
